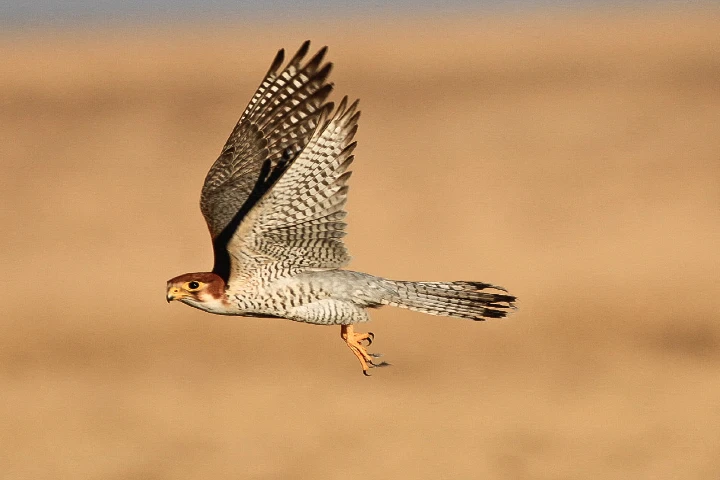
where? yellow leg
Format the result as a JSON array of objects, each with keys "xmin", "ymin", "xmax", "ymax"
[{"xmin": 340, "ymin": 325, "xmax": 389, "ymax": 376}]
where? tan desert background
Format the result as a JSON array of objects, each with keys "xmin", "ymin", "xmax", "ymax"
[{"xmin": 1, "ymin": 7, "xmax": 720, "ymax": 479}]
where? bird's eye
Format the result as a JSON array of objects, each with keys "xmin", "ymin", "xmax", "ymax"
[{"xmin": 188, "ymin": 281, "xmax": 200, "ymax": 290}]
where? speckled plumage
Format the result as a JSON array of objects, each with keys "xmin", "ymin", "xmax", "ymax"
[{"xmin": 167, "ymin": 42, "xmax": 517, "ymax": 375}]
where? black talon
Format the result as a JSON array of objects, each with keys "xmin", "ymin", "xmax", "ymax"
[
  {"xmin": 368, "ymin": 360, "xmax": 390, "ymax": 368},
  {"xmin": 363, "ymin": 369, "xmax": 372, "ymax": 377},
  {"xmin": 369, "ymin": 359, "xmax": 391, "ymax": 368},
  {"xmin": 361, "ymin": 332, "xmax": 374, "ymax": 346},
  {"xmin": 368, "ymin": 353, "xmax": 383, "ymax": 358}
]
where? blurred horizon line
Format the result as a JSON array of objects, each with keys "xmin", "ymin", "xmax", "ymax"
[{"xmin": 1, "ymin": 0, "xmax": 715, "ymax": 30}]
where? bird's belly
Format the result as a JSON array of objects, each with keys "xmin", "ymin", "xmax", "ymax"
[{"xmin": 228, "ymin": 276, "xmax": 338, "ymax": 319}]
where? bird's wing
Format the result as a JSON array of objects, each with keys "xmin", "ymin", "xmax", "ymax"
[
  {"xmin": 224, "ymin": 97, "xmax": 360, "ymax": 286},
  {"xmin": 200, "ymin": 41, "xmax": 333, "ymax": 241}
]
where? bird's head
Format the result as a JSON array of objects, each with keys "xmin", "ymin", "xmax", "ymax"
[{"xmin": 166, "ymin": 272, "xmax": 228, "ymax": 312}]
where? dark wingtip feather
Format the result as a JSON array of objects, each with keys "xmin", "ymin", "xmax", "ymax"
[
  {"xmin": 312, "ymin": 63, "xmax": 334, "ymax": 86},
  {"xmin": 289, "ymin": 41, "xmax": 311, "ymax": 67},
  {"xmin": 346, "ymin": 111, "xmax": 361, "ymax": 131},
  {"xmin": 317, "ymin": 101, "xmax": 335, "ymax": 128},
  {"xmin": 268, "ymin": 48, "xmax": 285, "ymax": 75},
  {"xmin": 306, "ymin": 46, "xmax": 329, "ymax": 71},
  {"xmin": 343, "ymin": 125, "xmax": 359, "ymax": 145},
  {"xmin": 343, "ymin": 99, "xmax": 360, "ymax": 121},
  {"xmin": 336, "ymin": 96, "xmax": 349, "ymax": 116},
  {"xmin": 343, "ymin": 140, "xmax": 358, "ymax": 155}
]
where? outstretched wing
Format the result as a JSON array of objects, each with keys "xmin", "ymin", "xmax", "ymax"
[
  {"xmin": 200, "ymin": 41, "xmax": 333, "ymax": 241},
  {"xmin": 224, "ymin": 97, "xmax": 360, "ymax": 285}
]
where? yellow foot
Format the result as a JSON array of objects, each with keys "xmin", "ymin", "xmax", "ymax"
[{"xmin": 340, "ymin": 325, "xmax": 390, "ymax": 376}]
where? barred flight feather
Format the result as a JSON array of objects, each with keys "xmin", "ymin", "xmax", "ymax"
[
  {"xmin": 226, "ymin": 97, "xmax": 361, "ymax": 281},
  {"xmin": 200, "ymin": 40, "xmax": 333, "ymax": 240}
]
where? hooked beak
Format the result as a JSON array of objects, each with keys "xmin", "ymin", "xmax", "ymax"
[{"xmin": 166, "ymin": 287, "xmax": 183, "ymax": 303}]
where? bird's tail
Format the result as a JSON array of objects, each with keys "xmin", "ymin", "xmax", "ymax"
[{"xmin": 380, "ymin": 279, "xmax": 516, "ymax": 320}]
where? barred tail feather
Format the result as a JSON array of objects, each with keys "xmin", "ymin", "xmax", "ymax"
[{"xmin": 382, "ymin": 280, "xmax": 516, "ymax": 320}]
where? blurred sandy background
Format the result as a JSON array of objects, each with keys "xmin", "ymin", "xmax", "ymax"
[{"xmin": 2, "ymin": 6, "xmax": 720, "ymax": 479}]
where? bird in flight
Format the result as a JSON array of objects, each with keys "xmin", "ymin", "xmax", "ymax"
[{"xmin": 166, "ymin": 41, "xmax": 516, "ymax": 375}]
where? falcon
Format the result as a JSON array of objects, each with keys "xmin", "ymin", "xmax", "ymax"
[{"xmin": 166, "ymin": 41, "xmax": 516, "ymax": 375}]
